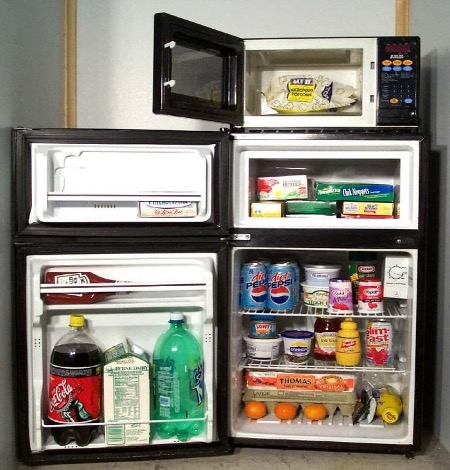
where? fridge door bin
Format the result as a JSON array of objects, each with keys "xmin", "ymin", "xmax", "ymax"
[
  {"xmin": 229, "ymin": 246, "xmax": 422, "ymax": 451},
  {"xmin": 232, "ymin": 134, "xmax": 424, "ymax": 231},
  {"xmin": 13, "ymin": 128, "xmax": 230, "ymax": 237},
  {"xmin": 21, "ymin": 252, "xmax": 220, "ymax": 455}
]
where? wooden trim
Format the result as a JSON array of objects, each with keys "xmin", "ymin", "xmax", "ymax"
[
  {"xmin": 64, "ymin": 0, "xmax": 77, "ymax": 127},
  {"xmin": 396, "ymin": 0, "xmax": 410, "ymax": 35}
]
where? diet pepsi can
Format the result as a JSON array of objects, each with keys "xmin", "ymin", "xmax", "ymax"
[
  {"xmin": 240, "ymin": 262, "xmax": 268, "ymax": 310},
  {"xmin": 267, "ymin": 262, "xmax": 296, "ymax": 310}
]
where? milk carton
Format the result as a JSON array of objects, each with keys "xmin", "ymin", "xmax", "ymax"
[{"xmin": 103, "ymin": 339, "xmax": 150, "ymax": 445}]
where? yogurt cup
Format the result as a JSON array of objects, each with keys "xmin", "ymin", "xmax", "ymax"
[
  {"xmin": 244, "ymin": 335, "xmax": 282, "ymax": 361},
  {"xmin": 281, "ymin": 330, "xmax": 314, "ymax": 364},
  {"xmin": 303, "ymin": 264, "xmax": 341, "ymax": 286}
]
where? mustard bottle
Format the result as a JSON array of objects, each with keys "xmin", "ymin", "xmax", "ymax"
[
  {"xmin": 375, "ymin": 389, "xmax": 403, "ymax": 424},
  {"xmin": 335, "ymin": 318, "xmax": 361, "ymax": 366}
]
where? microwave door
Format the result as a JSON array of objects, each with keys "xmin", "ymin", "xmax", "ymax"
[{"xmin": 153, "ymin": 12, "xmax": 244, "ymax": 125}]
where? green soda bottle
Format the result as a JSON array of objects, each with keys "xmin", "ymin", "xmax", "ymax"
[{"xmin": 153, "ymin": 313, "xmax": 205, "ymax": 441}]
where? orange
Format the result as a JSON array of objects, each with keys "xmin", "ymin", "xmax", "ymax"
[
  {"xmin": 303, "ymin": 403, "xmax": 328, "ymax": 421},
  {"xmin": 274, "ymin": 402, "xmax": 298, "ymax": 420},
  {"xmin": 244, "ymin": 401, "xmax": 267, "ymax": 420}
]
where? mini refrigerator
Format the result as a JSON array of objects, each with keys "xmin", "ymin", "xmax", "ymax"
[{"xmin": 12, "ymin": 13, "xmax": 429, "ymax": 467}]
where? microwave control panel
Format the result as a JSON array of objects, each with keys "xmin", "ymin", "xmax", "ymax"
[{"xmin": 377, "ymin": 37, "xmax": 420, "ymax": 126}]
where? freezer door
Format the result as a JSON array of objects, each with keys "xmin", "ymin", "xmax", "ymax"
[
  {"xmin": 13, "ymin": 128, "xmax": 230, "ymax": 237},
  {"xmin": 14, "ymin": 243, "xmax": 231, "ymax": 464},
  {"xmin": 153, "ymin": 13, "xmax": 244, "ymax": 125}
]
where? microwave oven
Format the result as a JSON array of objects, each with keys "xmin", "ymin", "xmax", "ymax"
[{"xmin": 153, "ymin": 13, "xmax": 420, "ymax": 129}]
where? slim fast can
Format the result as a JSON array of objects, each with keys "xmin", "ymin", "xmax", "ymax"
[
  {"xmin": 267, "ymin": 262, "xmax": 296, "ymax": 310},
  {"xmin": 240, "ymin": 262, "xmax": 268, "ymax": 310}
]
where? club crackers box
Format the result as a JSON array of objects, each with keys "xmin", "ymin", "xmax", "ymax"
[
  {"xmin": 316, "ymin": 183, "xmax": 394, "ymax": 202},
  {"xmin": 103, "ymin": 339, "xmax": 151, "ymax": 445}
]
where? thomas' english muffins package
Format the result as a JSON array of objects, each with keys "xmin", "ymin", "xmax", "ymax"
[{"xmin": 263, "ymin": 75, "xmax": 358, "ymax": 114}]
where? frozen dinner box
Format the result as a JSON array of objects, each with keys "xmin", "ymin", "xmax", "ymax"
[{"xmin": 315, "ymin": 183, "xmax": 394, "ymax": 202}]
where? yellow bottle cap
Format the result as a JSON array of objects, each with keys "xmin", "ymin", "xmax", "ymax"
[
  {"xmin": 69, "ymin": 314, "xmax": 85, "ymax": 328},
  {"xmin": 382, "ymin": 407, "xmax": 399, "ymax": 424}
]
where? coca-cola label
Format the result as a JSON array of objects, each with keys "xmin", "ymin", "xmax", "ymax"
[{"xmin": 48, "ymin": 366, "xmax": 101, "ymax": 423}]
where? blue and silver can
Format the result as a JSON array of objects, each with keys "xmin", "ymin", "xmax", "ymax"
[
  {"xmin": 240, "ymin": 262, "xmax": 268, "ymax": 310},
  {"xmin": 267, "ymin": 262, "xmax": 296, "ymax": 310}
]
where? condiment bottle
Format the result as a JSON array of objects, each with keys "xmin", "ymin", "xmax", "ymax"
[
  {"xmin": 335, "ymin": 318, "xmax": 361, "ymax": 366},
  {"xmin": 375, "ymin": 388, "xmax": 403, "ymax": 424},
  {"xmin": 313, "ymin": 316, "xmax": 340, "ymax": 361}
]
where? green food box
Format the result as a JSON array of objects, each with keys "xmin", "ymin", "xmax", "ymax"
[
  {"xmin": 315, "ymin": 183, "xmax": 394, "ymax": 202},
  {"xmin": 285, "ymin": 200, "xmax": 337, "ymax": 216}
]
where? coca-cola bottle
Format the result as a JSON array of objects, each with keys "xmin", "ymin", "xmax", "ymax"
[
  {"xmin": 43, "ymin": 271, "xmax": 124, "ymax": 305},
  {"xmin": 48, "ymin": 314, "xmax": 102, "ymax": 446}
]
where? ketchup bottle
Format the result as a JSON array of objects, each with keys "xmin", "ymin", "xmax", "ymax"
[
  {"xmin": 43, "ymin": 271, "xmax": 124, "ymax": 305},
  {"xmin": 313, "ymin": 316, "xmax": 340, "ymax": 361}
]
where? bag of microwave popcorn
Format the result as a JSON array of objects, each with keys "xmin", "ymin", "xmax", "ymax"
[{"xmin": 263, "ymin": 75, "xmax": 358, "ymax": 114}]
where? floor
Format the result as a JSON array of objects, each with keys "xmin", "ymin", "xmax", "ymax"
[{"xmin": 17, "ymin": 435, "xmax": 450, "ymax": 469}]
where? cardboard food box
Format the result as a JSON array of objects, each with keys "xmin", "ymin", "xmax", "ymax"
[
  {"xmin": 103, "ymin": 340, "xmax": 151, "ymax": 445},
  {"xmin": 315, "ymin": 183, "xmax": 394, "ymax": 202},
  {"xmin": 258, "ymin": 175, "xmax": 309, "ymax": 200},
  {"xmin": 342, "ymin": 201, "xmax": 394, "ymax": 216}
]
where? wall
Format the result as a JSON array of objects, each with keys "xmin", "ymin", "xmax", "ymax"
[
  {"xmin": 0, "ymin": 0, "xmax": 65, "ymax": 466},
  {"xmin": 410, "ymin": 0, "xmax": 450, "ymax": 451},
  {"xmin": 77, "ymin": 0, "xmax": 396, "ymax": 130}
]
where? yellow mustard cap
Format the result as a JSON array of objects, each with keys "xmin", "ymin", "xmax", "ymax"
[
  {"xmin": 69, "ymin": 314, "xmax": 85, "ymax": 328},
  {"xmin": 341, "ymin": 318, "xmax": 357, "ymax": 329}
]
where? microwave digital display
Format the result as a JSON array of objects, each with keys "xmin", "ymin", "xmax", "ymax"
[{"xmin": 385, "ymin": 43, "xmax": 411, "ymax": 54}]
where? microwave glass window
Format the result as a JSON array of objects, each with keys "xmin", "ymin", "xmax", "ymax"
[{"xmin": 172, "ymin": 45, "xmax": 223, "ymax": 108}]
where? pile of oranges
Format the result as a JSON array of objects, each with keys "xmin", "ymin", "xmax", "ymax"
[{"xmin": 244, "ymin": 401, "xmax": 328, "ymax": 421}]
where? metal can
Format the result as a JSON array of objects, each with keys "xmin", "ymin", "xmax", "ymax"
[
  {"xmin": 240, "ymin": 262, "xmax": 268, "ymax": 310},
  {"xmin": 366, "ymin": 320, "xmax": 394, "ymax": 366},
  {"xmin": 358, "ymin": 278, "xmax": 384, "ymax": 313},
  {"xmin": 328, "ymin": 278, "xmax": 353, "ymax": 313},
  {"xmin": 267, "ymin": 262, "xmax": 296, "ymax": 311}
]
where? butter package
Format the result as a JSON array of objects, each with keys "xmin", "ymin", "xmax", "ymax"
[
  {"xmin": 139, "ymin": 201, "xmax": 198, "ymax": 218},
  {"xmin": 246, "ymin": 371, "xmax": 355, "ymax": 392},
  {"xmin": 342, "ymin": 201, "xmax": 394, "ymax": 216},
  {"xmin": 258, "ymin": 175, "xmax": 309, "ymax": 200},
  {"xmin": 285, "ymin": 200, "xmax": 337, "ymax": 217},
  {"xmin": 251, "ymin": 202, "xmax": 283, "ymax": 218},
  {"xmin": 316, "ymin": 183, "xmax": 394, "ymax": 202},
  {"xmin": 103, "ymin": 340, "xmax": 151, "ymax": 446}
]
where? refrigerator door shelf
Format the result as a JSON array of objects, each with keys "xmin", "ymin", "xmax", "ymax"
[
  {"xmin": 31, "ymin": 144, "xmax": 212, "ymax": 223},
  {"xmin": 25, "ymin": 253, "xmax": 218, "ymax": 453},
  {"xmin": 232, "ymin": 135, "xmax": 422, "ymax": 231}
]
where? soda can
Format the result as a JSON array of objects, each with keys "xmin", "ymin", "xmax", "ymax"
[
  {"xmin": 366, "ymin": 320, "xmax": 394, "ymax": 366},
  {"xmin": 240, "ymin": 262, "xmax": 268, "ymax": 310},
  {"xmin": 358, "ymin": 278, "xmax": 384, "ymax": 313},
  {"xmin": 328, "ymin": 278, "xmax": 353, "ymax": 313},
  {"xmin": 267, "ymin": 262, "xmax": 295, "ymax": 311}
]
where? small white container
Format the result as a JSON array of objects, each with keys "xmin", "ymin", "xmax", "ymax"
[
  {"xmin": 301, "ymin": 283, "xmax": 329, "ymax": 308},
  {"xmin": 281, "ymin": 330, "xmax": 314, "ymax": 363},
  {"xmin": 303, "ymin": 264, "xmax": 341, "ymax": 286},
  {"xmin": 244, "ymin": 335, "xmax": 282, "ymax": 361}
]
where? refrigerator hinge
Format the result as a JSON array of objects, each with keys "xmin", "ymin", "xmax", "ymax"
[{"xmin": 230, "ymin": 233, "xmax": 251, "ymax": 241}]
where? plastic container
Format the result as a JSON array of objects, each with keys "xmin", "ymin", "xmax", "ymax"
[
  {"xmin": 48, "ymin": 314, "xmax": 102, "ymax": 447},
  {"xmin": 153, "ymin": 313, "xmax": 205, "ymax": 441},
  {"xmin": 249, "ymin": 315, "xmax": 277, "ymax": 338},
  {"xmin": 301, "ymin": 283, "xmax": 329, "ymax": 308},
  {"xmin": 375, "ymin": 388, "xmax": 403, "ymax": 424},
  {"xmin": 244, "ymin": 335, "xmax": 282, "ymax": 361},
  {"xmin": 303, "ymin": 264, "xmax": 341, "ymax": 286},
  {"xmin": 335, "ymin": 318, "xmax": 361, "ymax": 366},
  {"xmin": 281, "ymin": 330, "xmax": 314, "ymax": 364}
]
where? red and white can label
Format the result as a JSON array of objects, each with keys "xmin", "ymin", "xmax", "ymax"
[
  {"xmin": 366, "ymin": 320, "xmax": 394, "ymax": 366},
  {"xmin": 48, "ymin": 366, "xmax": 101, "ymax": 424},
  {"xmin": 358, "ymin": 279, "xmax": 384, "ymax": 313}
]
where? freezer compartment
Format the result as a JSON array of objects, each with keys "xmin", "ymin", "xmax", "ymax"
[
  {"xmin": 243, "ymin": 38, "xmax": 375, "ymax": 125},
  {"xmin": 26, "ymin": 253, "xmax": 217, "ymax": 452},
  {"xmin": 233, "ymin": 136, "xmax": 420, "ymax": 230},
  {"xmin": 30, "ymin": 143, "xmax": 212, "ymax": 223},
  {"xmin": 229, "ymin": 247, "xmax": 417, "ymax": 447}
]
